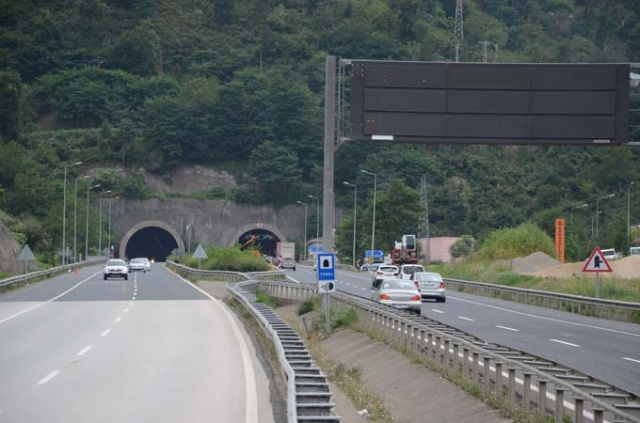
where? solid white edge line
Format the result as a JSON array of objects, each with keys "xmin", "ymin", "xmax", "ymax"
[
  {"xmin": 622, "ymin": 357, "xmax": 640, "ymax": 364},
  {"xmin": 163, "ymin": 266, "xmax": 259, "ymax": 423},
  {"xmin": 550, "ymin": 338, "xmax": 581, "ymax": 348},
  {"xmin": 0, "ymin": 270, "xmax": 101, "ymax": 325},
  {"xmin": 495, "ymin": 325, "xmax": 520, "ymax": 332},
  {"xmin": 37, "ymin": 370, "xmax": 60, "ymax": 385},
  {"xmin": 77, "ymin": 346, "xmax": 92, "ymax": 356}
]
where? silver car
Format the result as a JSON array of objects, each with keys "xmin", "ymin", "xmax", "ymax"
[
  {"xmin": 103, "ymin": 259, "xmax": 129, "ymax": 280},
  {"xmin": 129, "ymin": 257, "xmax": 148, "ymax": 272},
  {"xmin": 371, "ymin": 278, "xmax": 421, "ymax": 312},
  {"xmin": 413, "ymin": 272, "xmax": 446, "ymax": 302}
]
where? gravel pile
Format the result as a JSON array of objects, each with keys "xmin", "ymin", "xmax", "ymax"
[{"xmin": 511, "ymin": 251, "xmax": 560, "ymax": 275}]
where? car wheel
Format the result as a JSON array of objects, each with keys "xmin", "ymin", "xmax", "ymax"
[
  {"xmin": 103, "ymin": 275, "xmax": 107, "ymax": 280},
  {"xmin": 293, "ymin": 267, "xmax": 296, "ymax": 271},
  {"xmin": 440, "ymin": 297, "xmax": 446, "ymax": 303},
  {"xmin": 124, "ymin": 275, "xmax": 128, "ymax": 280}
]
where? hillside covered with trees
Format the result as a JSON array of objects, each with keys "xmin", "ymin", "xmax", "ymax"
[{"xmin": 2, "ymin": 0, "xmax": 640, "ymax": 265}]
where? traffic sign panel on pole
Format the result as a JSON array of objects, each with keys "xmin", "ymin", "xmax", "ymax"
[{"xmin": 582, "ymin": 246, "xmax": 612, "ymax": 273}]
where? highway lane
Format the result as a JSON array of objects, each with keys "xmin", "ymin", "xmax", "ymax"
[
  {"xmin": 288, "ymin": 265, "xmax": 640, "ymax": 396},
  {"xmin": 0, "ymin": 264, "xmax": 274, "ymax": 423}
]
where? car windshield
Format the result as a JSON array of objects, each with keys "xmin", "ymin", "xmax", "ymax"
[
  {"xmin": 107, "ymin": 260, "xmax": 126, "ymax": 266},
  {"xmin": 131, "ymin": 258, "xmax": 145, "ymax": 263},
  {"xmin": 403, "ymin": 266, "xmax": 423, "ymax": 274},
  {"xmin": 379, "ymin": 266, "xmax": 397, "ymax": 272}
]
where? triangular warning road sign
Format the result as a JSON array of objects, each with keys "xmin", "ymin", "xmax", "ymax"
[
  {"xmin": 582, "ymin": 246, "xmax": 613, "ymax": 273},
  {"xmin": 192, "ymin": 244, "xmax": 208, "ymax": 259}
]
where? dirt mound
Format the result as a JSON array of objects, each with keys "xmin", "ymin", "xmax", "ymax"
[
  {"xmin": 532, "ymin": 255, "xmax": 640, "ymax": 279},
  {"xmin": 511, "ymin": 251, "xmax": 560, "ymax": 275}
]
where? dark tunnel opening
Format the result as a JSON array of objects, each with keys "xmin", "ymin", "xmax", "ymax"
[
  {"xmin": 125, "ymin": 226, "xmax": 178, "ymax": 262},
  {"xmin": 238, "ymin": 229, "xmax": 280, "ymax": 258}
]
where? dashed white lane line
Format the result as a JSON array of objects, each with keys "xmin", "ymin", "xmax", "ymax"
[
  {"xmin": 129, "ymin": 301, "xmax": 134, "ymax": 306},
  {"xmin": 622, "ymin": 357, "xmax": 640, "ymax": 364},
  {"xmin": 115, "ymin": 317, "xmax": 122, "ymax": 323},
  {"xmin": 123, "ymin": 308, "xmax": 129, "ymax": 313},
  {"xmin": 100, "ymin": 329, "xmax": 111, "ymax": 337},
  {"xmin": 458, "ymin": 316, "xmax": 475, "ymax": 322},
  {"xmin": 37, "ymin": 370, "xmax": 60, "ymax": 385},
  {"xmin": 550, "ymin": 338, "xmax": 581, "ymax": 348},
  {"xmin": 76, "ymin": 346, "xmax": 92, "ymax": 357},
  {"xmin": 495, "ymin": 325, "xmax": 520, "ymax": 332},
  {"xmin": 430, "ymin": 309, "xmax": 444, "ymax": 314}
]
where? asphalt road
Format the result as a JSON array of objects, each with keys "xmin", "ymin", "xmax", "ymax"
[
  {"xmin": 0, "ymin": 264, "xmax": 273, "ymax": 423},
  {"xmin": 287, "ymin": 265, "xmax": 640, "ymax": 396}
]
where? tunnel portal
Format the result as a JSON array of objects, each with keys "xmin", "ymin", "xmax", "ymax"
[
  {"xmin": 238, "ymin": 229, "xmax": 280, "ymax": 258},
  {"xmin": 124, "ymin": 226, "xmax": 178, "ymax": 262}
]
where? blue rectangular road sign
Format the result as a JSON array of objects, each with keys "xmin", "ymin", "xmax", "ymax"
[{"xmin": 317, "ymin": 253, "xmax": 336, "ymax": 281}]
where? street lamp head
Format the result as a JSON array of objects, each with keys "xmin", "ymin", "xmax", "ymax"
[
  {"xmin": 343, "ymin": 181, "xmax": 355, "ymax": 187},
  {"xmin": 297, "ymin": 200, "xmax": 306, "ymax": 205},
  {"xmin": 308, "ymin": 194, "xmax": 317, "ymax": 200},
  {"xmin": 361, "ymin": 169, "xmax": 375, "ymax": 176}
]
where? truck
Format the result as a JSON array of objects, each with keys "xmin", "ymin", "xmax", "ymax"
[
  {"xmin": 276, "ymin": 242, "xmax": 296, "ymax": 262},
  {"xmin": 390, "ymin": 235, "xmax": 419, "ymax": 266}
]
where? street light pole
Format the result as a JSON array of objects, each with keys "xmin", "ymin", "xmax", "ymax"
[
  {"xmin": 308, "ymin": 194, "xmax": 320, "ymax": 254},
  {"xmin": 85, "ymin": 184, "xmax": 101, "ymax": 260},
  {"xmin": 296, "ymin": 201, "xmax": 308, "ymax": 262},
  {"xmin": 628, "ymin": 182, "xmax": 635, "ymax": 245},
  {"xmin": 361, "ymin": 169, "xmax": 377, "ymax": 256},
  {"xmin": 596, "ymin": 193, "xmax": 615, "ymax": 243},
  {"xmin": 74, "ymin": 175, "xmax": 90, "ymax": 263},
  {"xmin": 570, "ymin": 203, "xmax": 588, "ymax": 224},
  {"xmin": 343, "ymin": 181, "xmax": 357, "ymax": 267},
  {"xmin": 62, "ymin": 161, "xmax": 82, "ymax": 264},
  {"xmin": 98, "ymin": 190, "xmax": 112, "ymax": 256}
]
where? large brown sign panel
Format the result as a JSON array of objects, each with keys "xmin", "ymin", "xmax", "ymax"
[{"xmin": 349, "ymin": 61, "xmax": 630, "ymax": 145}]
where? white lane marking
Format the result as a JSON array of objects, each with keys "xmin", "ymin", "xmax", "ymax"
[
  {"xmin": 38, "ymin": 370, "xmax": 60, "ymax": 385},
  {"xmin": 115, "ymin": 317, "xmax": 122, "ymax": 323},
  {"xmin": 0, "ymin": 271, "xmax": 101, "ymax": 325},
  {"xmin": 622, "ymin": 357, "xmax": 640, "ymax": 364},
  {"xmin": 129, "ymin": 301, "xmax": 134, "ymax": 306},
  {"xmin": 77, "ymin": 346, "xmax": 92, "ymax": 356},
  {"xmin": 132, "ymin": 296, "xmax": 136, "ymax": 300},
  {"xmin": 123, "ymin": 309, "xmax": 129, "ymax": 313},
  {"xmin": 100, "ymin": 329, "xmax": 111, "ymax": 337},
  {"xmin": 495, "ymin": 325, "xmax": 520, "ymax": 332},
  {"xmin": 430, "ymin": 309, "xmax": 444, "ymax": 314},
  {"xmin": 450, "ymin": 296, "xmax": 640, "ymax": 338},
  {"xmin": 550, "ymin": 338, "xmax": 580, "ymax": 348},
  {"xmin": 165, "ymin": 266, "xmax": 259, "ymax": 423},
  {"xmin": 458, "ymin": 316, "xmax": 475, "ymax": 321}
]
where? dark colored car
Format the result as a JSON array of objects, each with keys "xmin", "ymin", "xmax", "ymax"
[{"xmin": 280, "ymin": 257, "xmax": 297, "ymax": 271}]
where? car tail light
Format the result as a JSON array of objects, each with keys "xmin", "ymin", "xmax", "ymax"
[
  {"xmin": 411, "ymin": 295, "xmax": 420, "ymax": 301},
  {"xmin": 439, "ymin": 282, "xmax": 446, "ymax": 289},
  {"xmin": 380, "ymin": 293, "xmax": 391, "ymax": 300}
]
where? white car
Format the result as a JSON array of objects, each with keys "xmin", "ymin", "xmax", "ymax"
[
  {"xmin": 104, "ymin": 259, "xmax": 129, "ymax": 280},
  {"xmin": 398, "ymin": 264, "xmax": 425, "ymax": 280},
  {"xmin": 129, "ymin": 257, "xmax": 149, "ymax": 272},
  {"xmin": 372, "ymin": 264, "xmax": 399, "ymax": 284}
]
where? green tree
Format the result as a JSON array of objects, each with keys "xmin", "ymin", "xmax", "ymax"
[{"xmin": 248, "ymin": 140, "xmax": 303, "ymax": 205}]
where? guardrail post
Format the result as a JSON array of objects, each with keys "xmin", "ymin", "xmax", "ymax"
[
  {"xmin": 523, "ymin": 373, "xmax": 532, "ymax": 413},
  {"xmin": 483, "ymin": 356, "xmax": 491, "ymax": 397},
  {"xmin": 555, "ymin": 388, "xmax": 567, "ymax": 423},
  {"xmin": 508, "ymin": 368, "xmax": 517, "ymax": 408},
  {"xmin": 591, "ymin": 408, "xmax": 603, "ymax": 423},
  {"xmin": 427, "ymin": 333, "xmax": 434, "ymax": 358},
  {"xmin": 399, "ymin": 320, "xmax": 406, "ymax": 346},
  {"xmin": 574, "ymin": 396, "xmax": 584, "ymax": 423},
  {"xmin": 472, "ymin": 351, "xmax": 480, "ymax": 384},
  {"xmin": 444, "ymin": 339, "xmax": 451, "ymax": 366},
  {"xmin": 419, "ymin": 329, "xmax": 426, "ymax": 354},
  {"xmin": 538, "ymin": 379, "xmax": 548, "ymax": 416},
  {"xmin": 494, "ymin": 362, "xmax": 503, "ymax": 398},
  {"xmin": 411, "ymin": 326, "xmax": 418, "ymax": 351},
  {"xmin": 463, "ymin": 347, "xmax": 470, "ymax": 380},
  {"xmin": 452, "ymin": 343, "xmax": 460, "ymax": 372},
  {"xmin": 435, "ymin": 335, "xmax": 442, "ymax": 363}
]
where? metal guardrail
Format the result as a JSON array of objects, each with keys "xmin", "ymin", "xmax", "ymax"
[
  {"xmin": 0, "ymin": 259, "xmax": 105, "ymax": 289},
  {"xmin": 259, "ymin": 281, "xmax": 640, "ymax": 423},
  {"xmin": 444, "ymin": 277, "xmax": 640, "ymax": 323}
]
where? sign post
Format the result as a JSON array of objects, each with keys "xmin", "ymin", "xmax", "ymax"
[
  {"xmin": 192, "ymin": 244, "xmax": 208, "ymax": 269},
  {"xmin": 582, "ymin": 246, "xmax": 612, "ymax": 298},
  {"xmin": 317, "ymin": 252, "xmax": 336, "ymax": 332}
]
